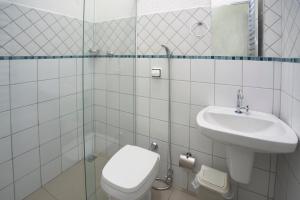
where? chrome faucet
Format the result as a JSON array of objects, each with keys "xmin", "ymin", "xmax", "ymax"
[{"xmin": 235, "ymin": 89, "xmax": 249, "ymax": 114}]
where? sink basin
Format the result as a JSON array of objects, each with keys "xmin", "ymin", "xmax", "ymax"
[{"xmin": 196, "ymin": 106, "xmax": 298, "ymax": 183}]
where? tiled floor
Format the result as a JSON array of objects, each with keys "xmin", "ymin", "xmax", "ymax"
[{"xmin": 24, "ymin": 156, "xmax": 210, "ymax": 200}]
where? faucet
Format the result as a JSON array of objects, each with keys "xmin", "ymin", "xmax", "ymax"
[{"xmin": 235, "ymin": 89, "xmax": 249, "ymax": 114}]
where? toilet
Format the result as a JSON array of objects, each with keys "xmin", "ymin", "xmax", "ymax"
[{"xmin": 101, "ymin": 145, "xmax": 160, "ymax": 200}]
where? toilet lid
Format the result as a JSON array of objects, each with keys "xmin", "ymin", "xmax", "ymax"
[{"xmin": 101, "ymin": 145, "xmax": 160, "ymax": 193}]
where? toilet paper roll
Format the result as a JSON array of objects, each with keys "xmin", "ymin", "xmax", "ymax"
[{"xmin": 179, "ymin": 153, "xmax": 196, "ymax": 170}]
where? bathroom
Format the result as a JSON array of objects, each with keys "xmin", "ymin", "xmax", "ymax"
[{"xmin": 0, "ymin": 0, "xmax": 299, "ymax": 199}]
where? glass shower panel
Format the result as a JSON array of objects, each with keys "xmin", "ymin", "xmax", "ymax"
[{"xmin": 83, "ymin": 0, "xmax": 137, "ymax": 199}]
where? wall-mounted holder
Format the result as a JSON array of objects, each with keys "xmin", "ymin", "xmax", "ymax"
[
  {"xmin": 151, "ymin": 68, "xmax": 162, "ymax": 78},
  {"xmin": 179, "ymin": 152, "xmax": 196, "ymax": 170}
]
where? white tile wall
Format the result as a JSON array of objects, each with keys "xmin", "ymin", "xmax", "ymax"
[
  {"xmin": 93, "ymin": 57, "xmax": 280, "ymax": 200},
  {"xmin": 0, "ymin": 57, "xmax": 93, "ymax": 199},
  {"xmin": 276, "ymin": 61, "xmax": 300, "ymax": 200}
]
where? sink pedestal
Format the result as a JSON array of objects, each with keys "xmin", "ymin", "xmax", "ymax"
[{"xmin": 226, "ymin": 145, "xmax": 254, "ymax": 184}]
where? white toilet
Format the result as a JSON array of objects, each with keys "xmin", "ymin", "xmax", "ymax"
[{"xmin": 101, "ymin": 145, "xmax": 160, "ymax": 200}]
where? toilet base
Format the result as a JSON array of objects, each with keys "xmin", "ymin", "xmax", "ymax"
[{"xmin": 108, "ymin": 189, "xmax": 151, "ymax": 200}]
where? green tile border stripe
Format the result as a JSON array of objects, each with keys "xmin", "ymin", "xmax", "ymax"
[{"xmin": 0, "ymin": 54, "xmax": 299, "ymax": 63}]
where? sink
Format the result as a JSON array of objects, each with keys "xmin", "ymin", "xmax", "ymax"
[{"xmin": 196, "ymin": 106, "xmax": 298, "ymax": 183}]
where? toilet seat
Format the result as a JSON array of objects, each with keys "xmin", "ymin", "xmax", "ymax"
[{"xmin": 101, "ymin": 145, "xmax": 160, "ymax": 200}]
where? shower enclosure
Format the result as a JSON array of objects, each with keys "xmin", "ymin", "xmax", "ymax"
[{"xmin": 82, "ymin": 0, "xmax": 137, "ymax": 199}]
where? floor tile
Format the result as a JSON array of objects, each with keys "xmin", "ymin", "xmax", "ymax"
[
  {"xmin": 44, "ymin": 161, "xmax": 85, "ymax": 200},
  {"xmin": 24, "ymin": 188, "xmax": 56, "ymax": 200},
  {"xmin": 169, "ymin": 189, "xmax": 199, "ymax": 200}
]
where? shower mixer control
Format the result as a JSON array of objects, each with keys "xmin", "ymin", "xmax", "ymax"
[{"xmin": 151, "ymin": 68, "xmax": 162, "ymax": 78}]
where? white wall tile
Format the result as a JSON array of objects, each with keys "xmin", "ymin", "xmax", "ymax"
[
  {"xmin": 120, "ymin": 58, "xmax": 134, "ymax": 76},
  {"xmin": 274, "ymin": 61, "xmax": 282, "ymax": 90},
  {"xmin": 107, "ymin": 109, "xmax": 119, "ymax": 127},
  {"xmin": 61, "ymin": 130, "xmax": 77, "ymax": 153},
  {"xmin": 293, "ymin": 63, "xmax": 300, "ymax": 100},
  {"xmin": 60, "ymin": 112, "xmax": 77, "ymax": 135},
  {"xmin": 243, "ymin": 61, "xmax": 274, "ymax": 88},
  {"xmin": 191, "ymin": 59, "xmax": 214, "ymax": 83},
  {"xmin": 171, "ymin": 123, "xmax": 189, "ymax": 147},
  {"xmin": 292, "ymin": 99, "xmax": 300, "ymax": 138},
  {"xmin": 243, "ymin": 87, "xmax": 274, "ymax": 113},
  {"xmin": 14, "ymin": 169, "xmax": 41, "ymax": 200},
  {"xmin": 120, "ymin": 112, "xmax": 134, "ymax": 131},
  {"xmin": 215, "ymin": 84, "xmax": 241, "ymax": 107},
  {"xmin": 94, "ymin": 106, "xmax": 106, "ymax": 123},
  {"xmin": 39, "ymin": 119, "xmax": 60, "ymax": 144},
  {"xmin": 151, "ymin": 79, "xmax": 168, "ymax": 100},
  {"xmin": 0, "ymin": 184, "xmax": 14, "ymax": 200},
  {"xmin": 150, "ymin": 119, "xmax": 168, "ymax": 141},
  {"xmin": 136, "ymin": 77, "xmax": 150, "ymax": 97},
  {"xmin": 136, "ymin": 96, "xmax": 149, "ymax": 116},
  {"xmin": 120, "ymin": 94, "xmax": 134, "ymax": 113},
  {"xmin": 280, "ymin": 92, "xmax": 293, "ymax": 125},
  {"xmin": 136, "ymin": 115, "xmax": 149, "ymax": 136},
  {"xmin": 281, "ymin": 62, "xmax": 294, "ymax": 95},
  {"xmin": 94, "ymin": 74, "xmax": 106, "ymax": 90},
  {"xmin": 94, "ymin": 58, "xmax": 106, "ymax": 74},
  {"xmin": 189, "ymin": 105, "xmax": 204, "ymax": 128},
  {"xmin": 13, "ymin": 148, "xmax": 40, "ymax": 181},
  {"xmin": 38, "ymin": 99, "xmax": 59, "ymax": 123},
  {"xmin": 191, "ymin": 82, "xmax": 214, "ymax": 106},
  {"xmin": 38, "ymin": 79, "xmax": 59, "ymax": 102},
  {"xmin": 60, "ymin": 58, "xmax": 76, "ymax": 77},
  {"xmin": 0, "ymin": 86, "xmax": 10, "ymax": 112},
  {"xmin": 38, "ymin": 59, "xmax": 59, "ymax": 80},
  {"xmin": 136, "ymin": 134, "xmax": 149, "ymax": 149},
  {"xmin": 41, "ymin": 157, "xmax": 61, "ymax": 185},
  {"xmin": 171, "ymin": 80, "xmax": 190, "ymax": 103},
  {"xmin": 171, "ymin": 102, "xmax": 189, "ymax": 125},
  {"xmin": 106, "ymin": 58, "xmax": 119, "ymax": 75},
  {"xmin": 150, "ymin": 98, "xmax": 168, "ymax": 121},
  {"xmin": 0, "ymin": 161, "xmax": 13, "ymax": 190},
  {"xmin": 120, "ymin": 76, "xmax": 133, "ymax": 94},
  {"xmin": 215, "ymin": 60, "xmax": 242, "ymax": 85},
  {"xmin": 106, "ymin": 75, "xmax": 119, "ymax": 92},
  {"xmin": 171, "ymin": 59, "xmax": 190, "ymax": 81},
  {"xmin": 94, "ymin": 90, "xmax": 106, "ymax": 107},
  {"xmin": 10, "ymin": 60, "xmax": 37, "ymax": 84},
  {"xmin": 11, "ymin": 105, "xmax": 37, "ymax": 133},
  {"xmin": 0, "ymin": 60, "xmax": 9, "ymax": 85},
  {"xmin": 120, "ymin": 129, "xmax": 134, "ymax": 146},
  {"xmin": 172, "ymin": 165, "xmax": 188, "ymax": 189},
  {"xmin": 107, "ymin": 92, "xmax": 119, "ymax": 109},
  {"xmin": 11, "ymin": 82, "xmax": 37, "ymax": 108},
  {"xmin": 0, "ymin": 111, "xmax": 11, "ymax": 138},
  {"xmin": 60, "ymin": 77, "xmax": 76, "ymax": 96},
  {"xmin": 40, "ymin": 138, "xmax": 61, "ymax": 165},
  {"xmin": 190, "ymin": 127, "xmax": 212, "ymax": 154},
  {"xmin": 12, "ymin": 127, "xmax": 38, "ymax": 157},
  {"xmin": 240, "ymin": 168, "xmax": 269, "ymax": 196},
  {"xmin": 136, "ymin": 58, "xmax": 150, "ymax": 77},
  {"xmin": 60, "ymin": 94, "xmax": 77, "ymax": 116},
  {"xmin": 0, "ymin": 136, "xmax": 11, "ymax": 164}
]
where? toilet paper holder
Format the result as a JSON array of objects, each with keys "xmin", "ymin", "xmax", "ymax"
[{"xmin": 179, "ymin": 152, "xmax": 196, "ymax": 170}]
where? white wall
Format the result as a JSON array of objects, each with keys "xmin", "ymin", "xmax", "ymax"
[
  {"xmin": 137, "ymin": 0, "xmax": 210, "ymax": 15},
  {"xmin": 2, "ymin": 0, "xmax": 85, "ymax": 20},
  {"xmin": 95, "ymin": 0, "xmax": 136, "ymax": 22},
  {"xmin": 211, "ymin": 0, "xmax": 248, "ymax": 8}
]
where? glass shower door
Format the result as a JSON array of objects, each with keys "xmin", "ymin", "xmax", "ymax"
[{"xmin": 82, "ymin": 0, "xmax": 137, "ymax": 199}]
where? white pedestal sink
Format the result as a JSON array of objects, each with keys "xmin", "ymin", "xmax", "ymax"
[{"xmin": 196, "ymin": 106, "xmax": 298, "ymax": 184}]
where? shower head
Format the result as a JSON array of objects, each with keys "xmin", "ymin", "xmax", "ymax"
[{"xmin": 161, "ymin": 44, "xmax": 172, "ymax": 56}]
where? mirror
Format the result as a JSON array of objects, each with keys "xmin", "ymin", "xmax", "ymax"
[{"xmin": 211, "ymin": 0, "xmax": 261, "ymax": 56}]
